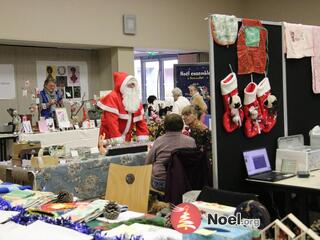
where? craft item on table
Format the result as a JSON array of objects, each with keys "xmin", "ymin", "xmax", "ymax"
[
  {"xmin": 62, "ymin": 199, "xmax": 108, "ymax": 222},
  {"xmin": 104, "ymin": 223, "xmax": 181, "ymax": 240},
  {"xmin": 22, "ymin": 120, "xmax": 33, "ymax": 134},
  {"xmin": 7, "ymin": 190, "xmax": 56, "ymax": 209},
  {"xmin": 7, "ymin": 108, "xmax": 22, "ymax": 133},
  {"xmin": 46, "ymin": 118, "xmax": 55, "ymax": 131},
  {"xmin": 34, "ymin": 202, "xmax": 87, "ymax": 217},
  {"xmin": 104, "ymin": 201, "xmax": 121, "ymax": 220},
  {"xmin": 38, "ymin": 119, "xmax": 49, "ymax": 133},
  {"xmin": 210, "ymin": 14, "xmax": 238, "ymax": 46},
  {"xmin": 56, "ymin": 191, "xmax": 74, "ymax": 203},
  {"xmin": 237, "ymin": 18, "xmax": 268, "ymax": 75},
  {"xmin": 98, "ymin": 211, "xmax": 144, "ymax": 224},
  {"xmin": 0, "ymin": 210, "xmax": 20, "ymax": 223},
  {"xmin": 3, "ymin": 189, "xmax": 35, "ymax": 202},
  {"xmin": 183, "ymin": 221, "xmax": 253, "ymax": 240},
  {"xmin": 55, "ymin": 107, "xmax": 71, "ymax": 129},
  {"xmin": 192, "ymin": 201, "xmax": 235, "ymax": 219},
  {"xmin": 0, "ymin": 182, "xmax": 32, "ymax": 194}
]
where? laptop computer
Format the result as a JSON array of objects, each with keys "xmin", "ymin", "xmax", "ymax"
[{"xmin": 243, "ymin": 148, "xmax": 295, "ymax": 182}]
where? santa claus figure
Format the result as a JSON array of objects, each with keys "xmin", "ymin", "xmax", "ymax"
[{"xmin": 97, "ymin": 72, "xmax": 149, "ymax": 143}]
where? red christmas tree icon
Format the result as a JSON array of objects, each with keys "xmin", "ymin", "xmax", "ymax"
[
  {"xmin": 171, "ymin": 203, "xmax": 201, "ymax": 234},
  {"xmin": 177, "ymin": 207, "xmax": 197, "ymax": 231}
]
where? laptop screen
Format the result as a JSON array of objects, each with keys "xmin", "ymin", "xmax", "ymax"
[{"xmin": 243, "ymin": 148, "xmax": 271, "ymax": 176}]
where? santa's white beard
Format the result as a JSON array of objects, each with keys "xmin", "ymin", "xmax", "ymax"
[{"xmin": 122, "ymin": 87, "xmax": 140, "ymax": 113}]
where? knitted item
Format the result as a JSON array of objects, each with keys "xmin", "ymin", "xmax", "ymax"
[
  {"xmin": 104, "ymin": 201, "xmax": 120, "ymax": 220},
  {"xmin": 56, "ymin": 191, "xmax": 73, "ymax": 203}
]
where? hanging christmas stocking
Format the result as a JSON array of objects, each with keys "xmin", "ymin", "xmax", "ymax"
[
  {"xmin": 220, "ymin": 72, "xmax": 244, "ymax": 133},
  {"xmin": 257, "ymin": 77, "xmax": 277, "ymax": 133},
  {"xmin": 243, "ymin": 82, "xmax": 264, "ymax": 138}
]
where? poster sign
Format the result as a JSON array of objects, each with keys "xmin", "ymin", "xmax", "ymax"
[
  {"xmin": 174, "ymin": 63, "xmax": 211, "ymax": 113},
  {"xmin": 0, "ymin": 64, "xmax": 16, "ymax": 99}
]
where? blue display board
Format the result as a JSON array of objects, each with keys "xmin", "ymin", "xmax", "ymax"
[{"xmin": 174, "ymin": 63, "xmax": 211, "ymax": 114}]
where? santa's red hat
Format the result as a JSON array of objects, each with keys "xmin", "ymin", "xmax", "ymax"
[{"xmin": 113, "ymin": 72, "xmax": 138, "ymax": 94}]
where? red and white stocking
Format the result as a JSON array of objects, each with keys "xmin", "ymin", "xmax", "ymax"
[
  {"xmin": 243, "ymin": 82, "xmax": 264, "ymax": 138},
  {"xmin": 220, "ymin": 73, "xmax": 244, "ymax": 133},
  {"xmin": 257, "ymin": 77, "xmax": 277, "ymax": 133}
]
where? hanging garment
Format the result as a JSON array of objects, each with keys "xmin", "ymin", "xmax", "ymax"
[
  {"xmin": 312, "ymin": 26, "xmax": 320, "ymax": 93},
  {"xmin": 237, "ymin": 18, "xmax": 268, "ymax": 75},
  {"xmin": 210, "ymin": 14, "xmax": 238, "ymax": 46},
  {"xmin": 284, "ymin": 22, "xmax": 314, "ymax": 59}
]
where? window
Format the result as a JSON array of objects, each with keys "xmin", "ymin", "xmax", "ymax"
[
  {"xmin": 163, "ymin": 59, "xmax": 178, "ymax": 101},
  {"xmin": 134, "ymin": 55, "xmax": 178, "ymax": 103},
  {"xmin": 134, "ymin": 59, "xmax": 142, "ymax": 99},
  {"xmin": 145, "ymin": 61, "xmax": 159, "ymax": 98}
]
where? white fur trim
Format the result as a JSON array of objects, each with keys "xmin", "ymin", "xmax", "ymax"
[
  {"xmin": 122, "ymin": 114, "xmax": 132, "ymax": 138},
  {"xmin": 109, "ymin": 136, "xmax": 125, "ymax": 144},
  {"xmin": 97, "ymin": 101, "xmax": 119, "ymax": 115},
  {"xmin": 120, "ymin": 75, "xmax": 137, "ymax": 94},
  {"xmin": 220, "ymin": 72, "xmax": 237, "ymax": 95},
  {"xmin": 97, "ymin": 101, "xmax": 130, "ymax": 119},
  {"xmin": 257, "ymin": 77, "xmax": 271, "ymax": 97},
  {"xmin": 137, "ymin": 135, "xmax": 149, "ymax": 142},
  {"xmin": 119, "ymin": 114, "xmax": 130, "ymax": 120},
  {"xmin": 133, "ymin": 114, "xmax": 143, "ymax": 123},
  {"xmin": 244, "ymin": 82, "xmax": 258, "ymax": 105}
]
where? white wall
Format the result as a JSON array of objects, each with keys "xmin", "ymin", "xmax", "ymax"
[
  {"xmin": 0, "ymin": 0, "xmax": 243, "ymax": 52},
  {"xmin": 0, "ymin": 45, "xmax": 100, "ymax": 124}
]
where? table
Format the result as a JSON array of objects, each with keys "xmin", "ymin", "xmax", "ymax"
[
  {"xmin": 0, "ymin": 134, "xmax": 18, "ymax": 161},
  {"xmin": 0, "ymin": 152, "xmax": 147, "ymax": 200},
  {"xmin": 247, "ymin": 170, "xmax": 320, "ymax": 225},
  {"xmin": 19, "ymin": 128, "xmax": 99, "ymax": 152}
]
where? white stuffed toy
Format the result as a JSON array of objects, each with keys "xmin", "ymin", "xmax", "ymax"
[{"xmin": 229, "ymin": 94, "xmax": 242, "ymax": 127}]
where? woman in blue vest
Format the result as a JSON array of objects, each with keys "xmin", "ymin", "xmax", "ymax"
[{"xmin": 39, "ymin": 79, "xmax": 63, "ymax": 119}]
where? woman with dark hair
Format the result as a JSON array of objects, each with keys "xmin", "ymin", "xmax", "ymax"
[{"xmin": 182, "ymin": 105, "xmax": 212, "ymax": 164}]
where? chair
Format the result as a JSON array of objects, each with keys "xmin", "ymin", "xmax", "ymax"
[
  {"xmin": 165, "ymin": 148, "xmax": 209, "ymax": 205},
  {"xmin": 196, "ymin": 186, "xmax": 259, "ymax": 207},
  {"xmin": 105, "ymin": 163, "xmax": 152, "ymax": 213}
]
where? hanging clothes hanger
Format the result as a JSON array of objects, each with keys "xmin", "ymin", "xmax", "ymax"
[{"xmin": 229, "ymin": 64, "xmax": 234, "ymax": 73}]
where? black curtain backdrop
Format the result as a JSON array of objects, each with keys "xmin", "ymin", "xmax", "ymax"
[
  {"xmin": 213, "ymin": 23, "xmax": 284, "ymax": 191},
  {"xmin": 286, "ymin": 57, "xmax": 320, "ymax": 145}
]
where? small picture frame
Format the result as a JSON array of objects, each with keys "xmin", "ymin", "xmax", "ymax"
[
  {"xmin": 123, "ymin": 15, "xmax": 136, "ymax": 35},
  {"xmin": 46, "ymin": 118, "xmax": 55, "ymax": 131},
  {"xmin": 55, "ymin": 108, "xmax": 70, "ymax": 129},
  {"xmin": 22, "ymin": 121, "xmax": 33, "ymax": 134}
]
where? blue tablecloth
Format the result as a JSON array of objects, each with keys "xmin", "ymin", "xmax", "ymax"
[{"xmin": 34, "ymin": 152, "xmax": 147, "ymax": 200}]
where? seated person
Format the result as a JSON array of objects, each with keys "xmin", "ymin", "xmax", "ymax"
[{"xmin": 146, "ymin": 114, "xmax": 196, "ymax": 191}]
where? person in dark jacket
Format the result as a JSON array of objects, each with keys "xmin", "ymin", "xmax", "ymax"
[{"xmin": 146, "ymin": 114, "xmax": 196, "ymax": 191}]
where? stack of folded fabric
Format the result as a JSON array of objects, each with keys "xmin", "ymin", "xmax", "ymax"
[
  {"xmin": 2, "ymin": 190, "xmax": 56, "ymax": 209},
  {"xmin": 0, "ymin": 182, "xmax": 32, "ymax": 194},
  {"xmin": 62, "ymin": 199, "xmax": 128, "ymax": 223}
]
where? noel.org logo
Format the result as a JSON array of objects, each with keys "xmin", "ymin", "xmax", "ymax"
[{"xmin": 170, "ymin": 203, "xmax": 201, "ymax": 234}]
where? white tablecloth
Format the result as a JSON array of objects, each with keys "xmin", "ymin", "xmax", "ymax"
[{"xmin": 19, "ymin": 128, "xmax": 99, "ymax": 152}]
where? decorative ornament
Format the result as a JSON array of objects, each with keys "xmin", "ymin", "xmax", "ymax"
[
  {"xmin": 104, "ymin": 201, "xmax": 120, "ymax": 220},
  {"xmin": 164, "ymin": 211, "xmax": 172, "ymax": 228},
  {"xmin": 56, "ymin": 191, "xmax": 74, "ymax": 203}
]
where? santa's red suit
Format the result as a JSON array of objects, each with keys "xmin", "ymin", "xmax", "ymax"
[{"xmin": 97, "ymin": 72, "xmax": 149, "ymax": 143}]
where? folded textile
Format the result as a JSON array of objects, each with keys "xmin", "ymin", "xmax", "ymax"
[
  {"xmin": 312, "ymin": 26, "xmax": 320, "ymax": 93},
  {"xmin": 284, "ymin": 22, "xmax": 314, "ymax": 59},
  {"xmin": 210, "ymin": 14, "xmax": 238, "ymax": 46},
  {"xmin": 0, "ymin": 182, "xmax": 32, "ymax": 194}
]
